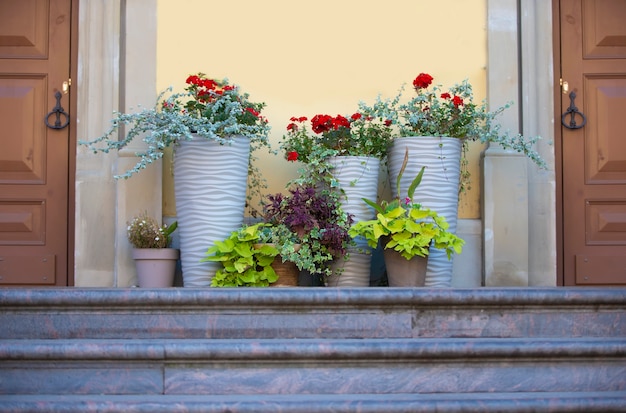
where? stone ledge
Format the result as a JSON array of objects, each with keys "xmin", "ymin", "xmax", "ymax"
[
  {"xmin": 1, "ymin": 338, "xmax": 625, "ymax": 361},
  {"xmin": 1, "ymin": 287, "xmax": 624, "ymax": 308},
  {"xmin": 1, "ymin": 392, "xmax": 625, "ymax": 413}
]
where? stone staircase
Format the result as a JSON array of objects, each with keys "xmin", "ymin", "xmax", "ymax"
[{"xmin": 0, "ymin": 287, "xmax": 625, "ymax": 412}]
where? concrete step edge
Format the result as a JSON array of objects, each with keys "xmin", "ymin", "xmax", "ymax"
[
  {"xmin": 2, "ymin": 337, "xmax": 625, "ymax": 361},
  {"xmin": 0, "ymin": 392, "xmax": 625, "ymax": 413}
]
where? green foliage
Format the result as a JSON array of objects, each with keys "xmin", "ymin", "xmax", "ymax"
[
  {"xmin": 349, "ymin": 151, "xmax": 464, "ymax": 260},
  {"xmin": 203, "ymin": 223, "xmax": 279, "ymax": 287}
]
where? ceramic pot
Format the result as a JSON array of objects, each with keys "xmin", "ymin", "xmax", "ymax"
[
  {"xmin": 132, "ymin": 248, "xmax": 179, "ymax": 288},
  {"xmin": 174, "ymin": 135, "xmax": 250, "ymax": 287},
  {"xmin": 383, "ymin": 248, "xmax": 428, "ymax": 287},
  {"xmin": 326, "ymin": 248, "xmax": 371, "ymax": 287}
]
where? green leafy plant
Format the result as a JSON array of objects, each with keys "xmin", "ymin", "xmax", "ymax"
[
  {"xmin": 373, "ymin": 72, "xmax": 548, "ymax": 192},
  {"xmin": 203, "ymin": 223, "xmax": 279, "ymax": 287},
  {"xmin": 78, "ymin": 72, "xmax": 273, "ymax": 215},
  {"xmin": 349, "ymin": 150, "xmax": 464, "ymax": 260},
  {"xmin": 127, "ymin": 212, "xmax": 177, "ymax": 249}
]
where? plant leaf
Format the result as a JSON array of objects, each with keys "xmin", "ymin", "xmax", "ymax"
[{"xmin": 407, "ymin": 166, "xmax": 425, "ymax": 200}]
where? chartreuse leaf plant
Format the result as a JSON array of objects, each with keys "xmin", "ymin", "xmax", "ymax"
[
  {"xmin": 203, "ymin": 223, "xmax": 279, "ymax": 287},
  {"xmin": 349, "ymin": 150, "xmax": 464, "ymax": 260}
]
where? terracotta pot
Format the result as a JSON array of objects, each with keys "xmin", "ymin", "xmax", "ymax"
[
  {"xmin": 270, "ymin": 256, "xmax": 299, "ymax": 287},
  {"xmin": 383, "ymin": 248, "xmax": 428, "ymax": 287},
  {"xmin": 255, "ymin": 243, "xmax": 301, "ymax": 287},
  {"xmin": 131, "ymin": 248, "xmax": 179, "ymax": 288}
]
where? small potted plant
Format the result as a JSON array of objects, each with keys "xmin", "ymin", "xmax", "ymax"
[
  {"xmin": 202, "ymin": 223, "xmax": 281, "ymax": 287},
  {"xmin": 127, "ymin": 212, "xmax": 179, "ymax": 288},
  {"xmin": 262, "ymin": 185, "xmax": 354, "ymax": 285},
  {"xmin": 348, "ymin": 151, "xmax": 465, "ymax": 287}
]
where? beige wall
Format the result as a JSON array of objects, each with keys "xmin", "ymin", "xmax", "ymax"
[{"xmin": 156, "ymin": 0, "xmax": 487, "ymax": 219}]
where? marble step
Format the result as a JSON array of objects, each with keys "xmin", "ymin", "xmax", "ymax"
[
  {"xmin": 1, "ymin": 392, "xmax": 625, "ymax": 413},
  {"xmin": 1, "ymin": 338, "xmax": 624, "ymax": 396},
  {"xmin": 1, "ymin": 287, "xmax": 625, "ymax": 340}
]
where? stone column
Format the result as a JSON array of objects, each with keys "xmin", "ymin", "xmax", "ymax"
[
  {"xmin": 483, "ymin": 0, "xmax": 529, "ymax": 286},
  {"xmin": 75, "ymin": 0, "xmax": 159, "ymax": 287}
]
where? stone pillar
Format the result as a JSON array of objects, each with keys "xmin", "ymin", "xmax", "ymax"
[
  {"xmin": 520, "ymin": 0, "xmax": 557, "ymax": 286},
  {"xmin": 483, "ymin": 0, "xmax": 529, "ymax": 286},
  {"xmin": 75, "ymin": 0, "xmax": 159, "ymax": 287},
  {"xmin": 75, "ymin": 0, "xmax": 121, "ymax": 286}
]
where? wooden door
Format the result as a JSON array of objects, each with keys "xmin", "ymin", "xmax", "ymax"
[
  {"xmin": 559, "ymin": 0, "xmax": 626, "ymax": 285},
  {"xmin": 0, "ymin": 0, "xmax": 74, "ymax": 286}
]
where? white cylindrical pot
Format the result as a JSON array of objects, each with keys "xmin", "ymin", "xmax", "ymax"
[
  {"xmin": 327, "ymin": 249, "xmax": 371, "ymax": 287},
  {"xmin": 174, "ymin": 135, "xmax": 250, "ymax": 287},
  {"xmin": 327, "ymin": 156, "xmax": 380, "ymax": 223},
  {"xmin": 388, "ymin": 136, "xmax": 462, "ymax": 287},
  {"xmin": 327, "ymin": 156, "xmax": 380, "ymax": 256}
]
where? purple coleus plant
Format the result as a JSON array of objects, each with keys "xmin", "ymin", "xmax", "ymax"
[{"xmin": 263, "ymin": 185, "xmax": 353, "ymax": 257}]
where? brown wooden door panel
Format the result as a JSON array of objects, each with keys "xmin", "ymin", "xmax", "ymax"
[
  {"xmin": 0, "ymin": 0, "xmax": 49, "ymax": 59},
  {"xmin": 560, "ymin": 0, "xmax": 626, "ymax": 286},
  {"xmin": 0, "ymin": 75, "xmax": 47, "ymax": 183},
  {"xmin": 0, "ymin": 0, "xmax": 72, "ymax": 286}
]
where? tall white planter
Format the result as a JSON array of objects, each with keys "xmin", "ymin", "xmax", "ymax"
[
  {"xmin": 326, "ymin": 156, "xmax": 380, "ymax": 287},
  {"xmin": 388, "ymin": 137, "xmax": 462, "ymax": 287},
  {"xmin": 174, "ymin": 135, "xmax": 250, "ymax": 287},
  {"xmin": 327, "ymin": 156, "xmax": 380, "ymax": 223}
]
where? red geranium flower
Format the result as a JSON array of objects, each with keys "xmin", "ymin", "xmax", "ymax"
[
  {"xmin": 246, "ymin": 107, "xmax": 260, "ymax": 117},
  {"xmin": 413, "ymin": 73, "xmax": 433, "ymax": 89},
  {"xmin": 331, "ymin": 114, "xmax": 350, "ymax": 130},
  {"xmin": 452, "ymin": 95, "xmax": 464, "ymax": 108},
  {"xmin": 287, "ymin": 151, "xmax": 299, "ymax": 162},
  {"xmin": 311, "ymin": 114, "xmax": 334, "ymax": 134},
  {"xmin": 441, "ymin": 92, "xmax": 451, "ymax": 100}
]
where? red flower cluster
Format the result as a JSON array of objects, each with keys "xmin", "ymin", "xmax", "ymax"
[
  {"xmin": 186, "ymin": 74, "xmax": 218, "ymax": 90},
  {"xmin": 286, "ymin": 116, "xmax": 307, "ymax": 132},
  {"xmin": 311, "ymin": 114, "xmax": 350, "ymax": 134},
  {"xmin": 413, "ymin": 73, "xmax": 434, "ymax": 89},
  {"xmin": 185, "ymin": 74, "xmax": 237, "ymax": 104}
]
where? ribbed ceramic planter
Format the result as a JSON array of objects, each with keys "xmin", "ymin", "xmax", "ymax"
[
  {"xmin": 132, "ymin": 248, "xmax": 179, "ymax": 288},
  {"xmin": 388, "ymin": 136, "xmax": 462, "ymax": 287},
  {"xmin": 326, "ymin": 156, "xmax": 380, "ymax": 224},
  {"xmin": 174, "ymin": 135, "xmax": 250, "ymax": 287},
  {"xmin": 326, "ymin": 249, "xmax": 371, "ymax": 287},
  {"xmin": 325, "ymin": 156, "xmax": 380, "ymax": 286}
]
